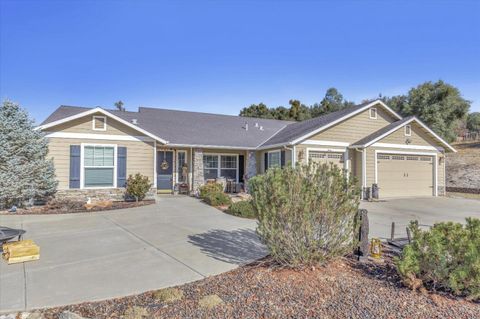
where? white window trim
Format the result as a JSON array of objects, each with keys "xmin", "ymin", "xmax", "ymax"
[
  {"xmin": 203, "ymin": 153, "xmax": 239, "ymax": 182},
  {"xmin": 176, "ymin": 150, "xmax": 187, "ymax": 183},
  {"xmin": 374, "ymin": 150, "xmax": 438, "ymax": 197},
  {"xmin": 369, "ymin": 108, "xmax": 377, "ymax": 119},
  {"xmin": 80, "ymin": 143, "xmax": 117, "ymax": 189},
  {"xmin": 267, "ymin": 150, "xmax": 281, "ymax": 169},
  {"xmin": 405, "ymin": 124, "xmax": 412, "ymax": 136},
  {"xmin": 92, "ymin": 116, "xmax": 107, "ymax": 131}
]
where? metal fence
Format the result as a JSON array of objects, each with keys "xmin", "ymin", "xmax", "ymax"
[{"xmin": 457, "ymin": 131, "xmax": 480, "ymax": 142}]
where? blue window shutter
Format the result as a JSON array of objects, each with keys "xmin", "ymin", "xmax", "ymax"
[
  {"xmin": 69, "ymin": 145, "xmax": 81, "ymax": 189},
  {"xmin": 264, "ymin": 153, "xmax": 268, "ymax": 171},
  {"xmin": 281, "ymin": 150, "xmax": 286, "ymax": 168},
  {"xmin": 117, "ymin": 147, "xmax": 127, "ymax": 187}
]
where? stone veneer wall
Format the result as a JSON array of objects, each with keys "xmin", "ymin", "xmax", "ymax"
[
  {"xmin": 245, "ymin": 150, "xmax": 257, "ymax": 192},
  {"xmin": 55, "ymin": 188, "xmax": 156, "ymax": 202},
  {"xmin": 193, "ymin": 148, "xmax": 204, "ymax": 195}
]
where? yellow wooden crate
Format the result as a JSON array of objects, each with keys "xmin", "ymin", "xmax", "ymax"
[{"xmin": 2, "ymin": 240, "xmax": 40, "ymax": 264}]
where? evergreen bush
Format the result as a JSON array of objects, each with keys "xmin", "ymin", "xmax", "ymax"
[
  {"xmin": 199, "ymin": 183, "xmax": 224, "ymax": 199},
  {"xmin": 396, "ymin": 219, "xmax": 480, "ymax": 300},
  {"xmin": 227, "ymin": 200, "xmax": 256, "ymax": 218},
  {"xmin": 203, "ymin": 191, "xmax": 231, "ymax": 207},
  {"xmin": 126, "ymin": 173, "xmax": 152, "ymax": 202},
  {"xmin": 0, "ymin": 100, "xmax": 58, "ymax": 209},
  {"xmin": 249, "ymin": 163, "xmax": 360, "ymax": 268}
]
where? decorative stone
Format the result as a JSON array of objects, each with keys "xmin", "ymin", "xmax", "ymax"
[
  {"xmin": 55, "ymin": 188, "xmax": 155, "ymax": 202},
  {"xmin": 244, "ymin": 151, "xmax": 257, "ymax": 193},
  {"xmin": 355, "ymin": 209, "xmax": 369, "ymax": 261},
  {"xmin": 59, "ymin": 311, "xmax": 90, "ymax": 319},
  {"xmin": 192, "ymin": 148, "xmax": 204, "ymax": 195},
  {"xmin": 26, "ymin": 312, "xmax": 45, "ymax": 319}
]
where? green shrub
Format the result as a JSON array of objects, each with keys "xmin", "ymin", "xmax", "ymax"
[
  {"xmin": 203, "ymin": 191, "xmax": 232, "ymax": 207},
  {"xmin": 126, "ymin": 173, "xmax": 152, "ymax": 202},
  {"xmin": 227, "ymin": 200, "xmax": 256, "ymax": 218},
  {"xmin": 396, "ymin": 218, "xmax": 480, "ymax": 300},
  {"xmin": 249, "ymin": 163, "xmax": 360, "ymax": 268},
  {"xmin": 199, "ymin": 183, "xmax": 224, "ymax": 199}
]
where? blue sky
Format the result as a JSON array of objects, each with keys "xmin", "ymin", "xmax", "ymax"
[{"xmin": 1, "ymin": 0, "xmax": 479, "ymax": 123}]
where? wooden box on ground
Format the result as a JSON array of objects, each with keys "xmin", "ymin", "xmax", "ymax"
[{"xmin": 2, "ymin": 240, "xmax": 40, "ymax": 264}]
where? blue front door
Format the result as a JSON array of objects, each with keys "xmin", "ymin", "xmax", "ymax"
[{"xmin": 157, "ymin": 151, "xmax": 173, "ymax": 192}]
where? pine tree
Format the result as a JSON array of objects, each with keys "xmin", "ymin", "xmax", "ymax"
[{"xmin": 0, "ymin": 100, "xmax": 58, "ymax": 208}]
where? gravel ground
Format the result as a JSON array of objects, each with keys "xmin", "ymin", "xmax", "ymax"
[
  {"xmin": 36, "ymin": 253, "xmax": 479, "ymax": 319},
  {"xmin": 0, "ymin": 200, "xmax": 155, "ymax": 215}
]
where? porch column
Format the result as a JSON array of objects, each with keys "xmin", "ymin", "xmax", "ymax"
[
  {"xmin": 193, "ymin": 148, "xmax": 204, "ymax": 195},
  {"xmin": 245, "ymin": 150, "xmax": 257, "ymax": 193}
]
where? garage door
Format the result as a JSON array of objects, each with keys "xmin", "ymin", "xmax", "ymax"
[
  {"xmin": 377, "ymin": 154, "xmax": 434, "ymax": 198},
  {"xmin": 308, "ymin": 151, "xmax": 344, "ymax": 168}
]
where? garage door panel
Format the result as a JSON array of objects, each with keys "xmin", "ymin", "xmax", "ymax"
[{"xmin": 377, "ymin": 153, "xmax": 434, "ymax": 198}]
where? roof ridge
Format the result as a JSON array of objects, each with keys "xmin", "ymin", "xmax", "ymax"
[{"xmin": 138, "ymin": 106, "xmax": 294, "ymax": 123}]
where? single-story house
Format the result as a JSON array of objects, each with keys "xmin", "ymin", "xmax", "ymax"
[{"xmin": 36, "ymin": 100, "xmax": 456, "ymax": 199}]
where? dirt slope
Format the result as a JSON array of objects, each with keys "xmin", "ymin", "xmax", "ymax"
[{"xmin": 446, "ymin": 141, "xmax": 480, "ymax": 189}]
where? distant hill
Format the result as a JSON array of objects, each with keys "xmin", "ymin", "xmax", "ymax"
[{"xmin": 446, "ymin": 141, "xmax": 480, "ymax": 189}]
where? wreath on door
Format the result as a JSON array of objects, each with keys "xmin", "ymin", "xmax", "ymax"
[{"xmin": 160, "ymin": 149, "xmax": 169, "ymax": 170}]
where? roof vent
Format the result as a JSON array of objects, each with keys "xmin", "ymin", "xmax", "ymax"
[
  {"xmin": 259, "ymin": 126, "xmax": 264, "ymax": 131},
  {"xmin": 131, "ymin": 119, "xmax": 138, "ymax": 125},
  {"xmin": 255, "ymin": 122, "xmax": 259, "ymax": 127},
  {"xmin": 244, "ymin": 122, "xmax": 248, "ymax": 131}
]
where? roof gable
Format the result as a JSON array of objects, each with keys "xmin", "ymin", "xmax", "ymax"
[
  {"xmin": 351, "ymin": 116, "xmax": 456, "ymax": 152},
  {"xmin": 258, "ymin": 100, "xmax": 402, "ymax": 148}
]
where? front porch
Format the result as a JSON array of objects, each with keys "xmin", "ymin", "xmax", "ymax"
[{"xmin": 154, "ymin": 146, "xmax": 258, "ymax": 195}]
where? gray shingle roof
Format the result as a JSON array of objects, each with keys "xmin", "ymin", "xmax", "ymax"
[
  {"xmin": 259, "ymin": 101, "xmax": 374, "ymax": 147},
  {"xmin": 351, "ymin": 116, "xmax": 415, "ymax": 147},
  {"xmin": 40, "ymin": 100, "xmax": 387, "ymax": 149},
  {"xmin": 41, "ymin": 105, "xmax": 293, "ymax": 148}
]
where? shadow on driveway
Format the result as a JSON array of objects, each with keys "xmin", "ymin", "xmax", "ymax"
[{"xmin": 188, "ymin": 228, "xmax": 267, "ymax": 265}]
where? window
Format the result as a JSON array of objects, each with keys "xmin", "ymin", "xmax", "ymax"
[
  {"xmin": 84, "ymin": 145, "xmax": 115, "ymax": 187},
  {"xmin": 203, "ymin": 154, "xmax": 238, "ymax": 181},
  {"xmin": 369, "ymin": 108, "xmax": 377, "ymax": 119},
  {"xmin": 203, "ymin": 155, "xmax": 218, "ymax": 180},
  {"xmin": 220, "ymin": 155, "xmax": 237, "ymax": 180},
  {"xmin": 405, "ymin": 124, "xmax": 412, "ymax": 136},
  {"xmin": 267, "ymin": 151, "xmax": 281, "ymax": 169},
  {"xmin": 92, "ymin": 116, "xmax": 107, "ymax": 131},
  {"xmin": 177, "ymin": 151, "xmax": 187, "ymax": 182}
]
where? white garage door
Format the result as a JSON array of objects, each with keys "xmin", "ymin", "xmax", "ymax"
[
  {"xmin": 308, "ymin": 151, "xmax": 344, "ymax": 168},
  {"xmin": 377, "ymin": 154, "xmax": 434, "ymax": 198}
]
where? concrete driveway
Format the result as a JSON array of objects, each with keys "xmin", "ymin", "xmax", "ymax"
[
  {"xmin": 361, "ymin": 197, "xmax": 480, "ymax": 239},
  {"xmin": 0, "ymin": 196, "xmax": 266, "ymax": 313}
]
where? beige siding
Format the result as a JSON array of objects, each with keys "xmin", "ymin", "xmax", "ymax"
[
  {"xmin": 48, "ymin": 112, "xmax": 145, "ymax": 137},
  {"xmin": 258, "ymin": 148, "xmax": 292, "ymax": 173},
  {"xmin": 47, "ymin": 137, "xmax": 154, "ymax": 190},
  {"xmin": 379, "ymin": 122, "xmax": 439, "ymax": 147},
  {"xmin": 352, "ymin": 149, "xmax": 363, "ymax": 187},
  {"xmin": 307, "ymin": 107, "xmax": 397, "ymax": 144}
]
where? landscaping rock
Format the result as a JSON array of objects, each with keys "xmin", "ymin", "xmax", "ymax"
[
  {"xmin": 153, "ymin": 287, "xmax": 184, "ymax": 303},
  {"xmin": 58, "ymin": 311, "xmax": 90, "ymax": 319},
  {"xmin": 123, "ymin": 306, "xmax": 149, "ymax": 319},
  {"xmin": 26, "ymin": 312, "xmax": 44, "ymax": 319},
  {"xmin": 198, "ymin": 294, "xmax": 224, "ymax": 310}
]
